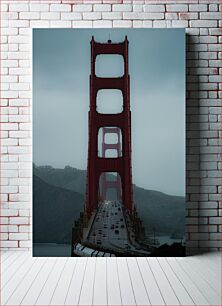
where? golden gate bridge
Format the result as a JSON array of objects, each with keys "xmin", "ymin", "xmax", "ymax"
[{"xmin": 71, "ymin": 36, "xmax": 156, "ymax": 257}]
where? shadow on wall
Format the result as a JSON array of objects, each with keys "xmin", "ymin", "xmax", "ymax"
[{"xmin": 186, "ymin": 33, "xmax": 205, "ymax": 256}]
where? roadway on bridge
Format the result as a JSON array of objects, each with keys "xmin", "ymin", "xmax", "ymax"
[{"xmin": 86, "ymin": 200, "xmax": 145, "ymax": 254}]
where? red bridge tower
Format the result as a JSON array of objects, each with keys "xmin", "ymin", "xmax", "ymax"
[
  {"xmin": 101, "ymin": 127, "xmax": 122, "ymax": 201},
  {"xmin": 85, "ymin": 36, "xmax": 133, "ymax": 215}
]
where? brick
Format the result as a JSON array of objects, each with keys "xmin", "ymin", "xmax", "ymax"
[
  {"xmin": 172, "ymin": 20, "xmax": 188, "ymax": 28},
  {"xmin": 83, "ymin": 12, "xmax": 101, "ymax": 20},
  {"xmin": 41, "ymin": 12, "xmax": 60, "ymax": 20},
  {"xmin": 0, "ymin": 99, "xmax": 8, "ymax": 107},
  {"xmin": 2, "ymin": 60, "xmax": 18, "ymax": 68},
  {"xmin": 112, "ymin": 4, "xmax": 132, "ymax": 12},
  {"xmin": 72, "ymin": 20, "xmax": 93, "ymax": 28},
  {"xmin": 19, "ymin": 240, "xmax": 31, "ymax": 248},
  {"xmin": 9, "ymin": 99, "xmax": 29, "ymax": 107},
  {"xmin": 8, "ymin": 52, "xmax": 29, "ymax": 60},
  {"xmin": 8, "ymin": 146, "xmax": 31, "ymax": 154},
  {"xmin": 1, "ymin": 4, "xmax": 8, "ymax": 11},
  {"xmin": 1, "ymin": 28, "xmax": 18, "ymax": 36},
  {"xmin": 200, "ymin": 162, "xmax": 217, "ymax": 170},
  {"xmin": 209, "ymin": 217, "xmax": 221, "ymax": 225},
  {"xmin": 1, "ymin": 138, "xmax": 18, "ymax": 146},
  {"xmin": 10, "ymin": 178, "xmax": 30, "ymax": 186},
  {"xmin": 19, "ymin": 123, "xmax": 31, "ymax": 130},
  {"xmin": 102, "ymin": 12, "xmax": 122, "ymax": 20},
  {"xmin": 166, "ymin": 5, "xmax": 188, "ymax": 12},
  {"xmin": 19, "ymin": 28, "xmax": 31, "ymax": 35},
  {"xmin": 133, "ymin": 5, "xmax": 143, "ymax": 12},
  {"xmin": 209, "ymin": 75, "xmax": 221, "ymax": 83},
  {"xmin": 200, "ymin": 36, "xmax": 217, "ymax": 44},
  {"xmin": 133, "ymin": 20, "xmax": 143, "ymax": 28},
  {"xmin": 61, "ymin": 13, "xmax": 82, "ymax": 20},
  {"xmin": 189, "ymin": 4, "xmax": 207, "ymax": 12},
  {"xmin": 1, "ymin": 209, "xmax": 18, "ymax": 216},
  {"xmin": 73, "ymin": 4, "xmax": 92, "ymax": 12},
  {"xmin": 93, "ymin": 20, "xmax": 112, "ymax": 28},
  {"xmin": 113, "ymin": 20, "xmax": 132, "ymax": 28},
  {"xmin": 50, "ymin": 4, "xmax": 71, "ymax": 12},
  {"xmin": 209, "ymin": 28, "xmax": 221, "ymax": 35},
  {"xmin": 199, "ymin": 225, "xmax": 217, "ymax": 232},
  {"xmin": 1, "ymin": 193, "xmax": 8, "ymax": 202},
  {"xmin": 9, "ymin": 217, "xmax": 29, "ymax": 225},
  {"xmin": 190, "ymin": 233, "xmax": 209, "ymax": 240},
  {"xmin": 10, "ymin": 83, "xmax": 29, "ymax": 91},
  {"xmin": 8, "ymin": 44, "xmax": 18, "ymax": 52},
  {"xmin": 200, "ymin": 12, "xmax": 221, "ymax": 20},
  {"xmin": 19, "ymin": 226, "xmax": 30, "ymax": 233},
  {"xmin": 0, "ymin": 225, "xmax": 18, "ymax": 233},
  {"xmin": 199, "ymin": 209, "xmax": 218, "ymax": 217},
  {"xmin": 165, "ymin": 13, "xmax": 178, "ymax": 20},
  {"xmin": 0, "ymin": 177, "xmax": 9, "ymax": 185},
  {"xmin": 30, "ymin": 4, "xmax": 49, "ymax": 12},
  {"xmin": 0, "ymin": 217, "xmax": 8, "ymax": 225},
  {"xmin": 9, "ymin": 4, "xmax": 28, "ymax": 11},
  {"xmin": 50, "ymin": 21, "xmax": 72, "ymax": 28},
  {"xmin": 94, "ymin": 4, "xmax": 111, "ymax": 11},
  {"xmin": 143, "ymin": 21, "xmax": 153, "ymax": 28},
  {"xmin": 9, "ymin": 68, "xmax": 30, "ymax": 75},
  {"xmin": 210, "ymin": 233, "xmax": 221, "ymax": 240},
  {"xmin": 30, "ymin": 21, "xmax": 50, "ymax": 28},
  {"xmin": 209, "ymin": 4, "xmax": 218, "ymax": 12},
  {"xmin": 1, "ymin": 123, "xmax": 19, "ymax": 131},
  {"xmin": 19, "ymin": 209, "xmax": 29, "ymax": 217},
  {"xmin": 153, "ymin": 20, "xmax": 171, "ymax": 28},
  {"xmin": 19, "ymin": 45, "xmax": 30, "ymax": 52},
  {"xmin": 1, "ymin": 91, "xmax": 18, "ymax": 99},
  {"xmin": 0, "ymin": 67, "xmax": 8, "ymax": 77},
  {"xmin": 9, "ymin": 233, "xmax": 29, "ymax": 240},
  {"xmin": 143, "ymin": 5, "xmax": 165, "ymax": 12},
  {"xmin": 19, "ymin": 12, "xmax": 40, "ymax": 20},
  {"xmin": 9, "ymin": 20, "xmax": 29, "ymax": 28},
  {"xmin": 1, "ymin": 162, "xmax": 18, "ymax": 169},
  {"xmin": 0, "ymin": 241, "xmax": 18, "ymax": 248},
  {"xmin": 2, "ymin": 170, "xmax": 18, "ymax": 178},
  {"xmin": 1, "ymin": 233, "xmax": 9, "ymax": 240},
  {"xmin": 179, "ymin": 13, "xmax": 198, "ymax": 20},
  {"xmin": 123, "ymin": 12, "xmax": 164, "ymax": 20},
  {"xmin": 190, "ymin": 20, "xmax": 218, "ymax": 28},
  {"xmin": 9, "ymin": 155, "xmax": 19, "ymax": 162},
  {"xmin": 9, "ymin": 115, "xmax": 29, "ymax": 123},
  {"xmin": 209, "ymin": 60, "xmax": 221, "ymax": 68},
  {"xmin": 200, "ymin": 202, "xmax": 218, "ymax": 209}
]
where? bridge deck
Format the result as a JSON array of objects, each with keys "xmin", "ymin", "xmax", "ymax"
[
  {"xmin": 1, "ymin": 251, "xmax": 220, "ymax": 305},
  {"xmin": 86, "ymin": 201, "xmax": 133, "ymax": 252},
  {"xmin": 82, "ymin": 200, "xmax": 150, "ymax": 256}
]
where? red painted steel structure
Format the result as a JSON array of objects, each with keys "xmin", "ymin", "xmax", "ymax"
[
  {"xmin": 85, "ymin": 36, "xmax": 133, "ymax": 215},
  {"xmin": 101, "ymin": 127, "xmax": 122, "ymax": 201}
]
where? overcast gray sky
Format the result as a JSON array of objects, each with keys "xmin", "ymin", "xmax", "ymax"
[{"xmin": 33, "ymin": 29, "xmax": 185, "ymax": 196}]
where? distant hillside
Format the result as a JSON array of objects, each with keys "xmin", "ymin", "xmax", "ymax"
[
  {"xmin": 33, "ymin": 175, "xmax": 84, "ymax": 243},
  {"xmin": 133, "ymin": 186, "xmax": 185, "ymax": 234},
  {"xmin": 34, "ymin": 165, "xmax": 86, "ymax": 194},
  {"xmin": 34, "ymin": 165, "xmax": 185, "ymax": 241}
]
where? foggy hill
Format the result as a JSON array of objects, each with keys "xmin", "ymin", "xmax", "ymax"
[
  {"xmin": 33, "ymin": 175, "xmax": 84, "ymax": 244},
  {"xmin": 133, "ymin": 186, "xmax": 184, "ymax": 234},
  {"xmin": 34, "ymin": 165, "xmax": 185, "ymax": 241},
  {"xmin": 34, "ymin": 165, "xmax": 86, "ymax": 194}
]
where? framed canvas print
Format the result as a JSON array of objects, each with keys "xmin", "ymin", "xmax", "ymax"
[{"xmin": 33, "ymin": 29, "xmax": 185, "ymax": 257}]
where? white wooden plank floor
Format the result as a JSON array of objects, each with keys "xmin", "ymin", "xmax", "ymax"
[{"xmin": 0, "ymin": 251, "xmax": 220, "ymax": 306}]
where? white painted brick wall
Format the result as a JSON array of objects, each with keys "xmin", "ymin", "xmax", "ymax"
[{"xmin": 0, "ymin": 0, "xmax": 221, "ymax": 255}]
